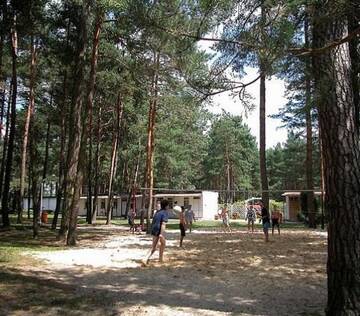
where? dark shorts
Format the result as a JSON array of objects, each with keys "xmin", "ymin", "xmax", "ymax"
[
  {"xmin": 263, "ymin": 221, "xmax": 270, "ymax": 231},
  {"xmin": 179, "ymin": 223, "xmax": 186, "ymax": 237},
  {"xmin": 128, "ymin": 218, "xmax": 134, "ymax": 226},
  {"xmin": 151, "ymin": 226, "xmax": 161, "ymax": 237},
  {"xmin": 272, "ymin": 218, "xmax": 279, "ymax": 227}
]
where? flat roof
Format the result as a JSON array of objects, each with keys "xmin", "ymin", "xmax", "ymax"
[
  {"xmin": 282, "ymin": 191, "xmax": 323, "ymax": 196},
  {"xmin": 154, "ymin": 193, "xmax": 202, "ymax": 197}
]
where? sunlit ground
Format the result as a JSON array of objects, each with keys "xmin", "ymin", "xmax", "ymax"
[{"xmin": 0, "ymin": 219, "xmax": 326, "ymax": 316}]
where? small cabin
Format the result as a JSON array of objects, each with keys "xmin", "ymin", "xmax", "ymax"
[{"xmin": 282, "ymin": 191, "xmax": 323, "ymax": 221}]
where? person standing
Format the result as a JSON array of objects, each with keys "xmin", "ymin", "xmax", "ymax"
[
  {"xmin": 245, "ymin": 205, "xmax": 257, "ymax": 233},
  {"xmin": 271, "ymin": 207, "xmax": 282, "ymax": 235},
  {"xmin": 128, "ymin": 205, "xmax": 136, "ymax": 233},
  {"xmin": 259, "ymin": 201, "xmax": 270, "ymax": 242},
  {"xmin": 185, "ymin": 206, "xmax": 196, "ymax": 233},
  {"xmin": 144, "ymin": 199, "xmax": 169, "ymax": 264},
  {"xmin": 179, "ymin": 206, "xmax": 186, "ymax": 247},
  {"xmin": 221, "ymin": 205, "xmax": 231, "ymax": 233}
]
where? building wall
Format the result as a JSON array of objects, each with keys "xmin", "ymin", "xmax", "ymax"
[
  {"xmin": 23, "ymin": 191, "xmax": 219, "ymax": 220},
  {"xmin": 201, "ymin": 191, "xmax": 219, "ymax": 220},
  {"xmin": 288, "ymin": 197, "xmax": 300, "ymax": 221}
]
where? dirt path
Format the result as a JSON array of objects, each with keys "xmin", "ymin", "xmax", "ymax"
[{"xmin": 0, "ymin": 226, "xmax": 327, "ymax": 315}]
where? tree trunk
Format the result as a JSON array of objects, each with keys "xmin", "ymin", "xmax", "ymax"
[
  {"xmin": 106, "ymin": 95, "xmax": 123, "ymax": 225},
  {"xmin": 27, "ymin": 161, "xmax": 31, "ymax": 219},
  {"xmin": 59, "ymin": 0, "xmax": 90, "ymax": 244},
  {"xmin": 91, "ymin": 104, "xmax": 102, "ymax": 224},
  {"xmin": 1, "ymin": 11, "xmax": 17, "ymax": 228},
  {"xmin": 32, "ymin": 178, "xmax": 40, "ymax": 238},
  {"xmin": 259, "ymin": 70, "xmax": 269, "ymax": 210},
  {"xmin": 52, "ymin": 72, "xmax": 68, "ymax": 230},
  {"xmin": 144, "ymin": 51, "xmax": 160, "ymax": 233},
  {"xmin": 347, "ymin": 4, "xmax": 359, "ymax": 134},
  {"xmin": 304, "ymin": 15, "xmax": 315, "ymax": 228},
  {"xmin": 312, "ymin": 3, "xmax": 360, "ymax": 314},
  {"xmin": 52, "ymin": 18, "xmax": 71, "ymax": 230},
  {"xmin": 0, "ymin": 83, "xmax": 11, "ymax": 202},
  {"xmin": 42, "ymin": 119, "xmax": 51, "ymax": 181},
  {"xmin": 18, "ymin": 35, "xmax": 36, "ymax": 224},
  {"xmin": 0, "ymin": 0, "xmax": 6, "ymax": 124},
  {"xmin": 259, "ymin": 4, "xmax": 269, "ymax": 210},
  {"xmin": 86, "ymin": 10, "xmax": 103, "ymax": 224}
]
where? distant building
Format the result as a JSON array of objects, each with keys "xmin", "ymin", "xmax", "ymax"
[
  {"xmin": 282, "ymin": 191, "xmax": 323, "ymax": 221},
  {"xmin": 24, "ymin": 190, "xmax": 219, "ymax": 220}
]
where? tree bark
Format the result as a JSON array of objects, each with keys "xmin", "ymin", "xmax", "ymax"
[
  {"xmin": 144, "ymin": 51, "xmax": 160, "ymax": 233},
  {"xmin": 0, "ymin": 83, "xmax": 11, "ymax": 202},
  {"xmin": 52, "ymin": 18, "xmax": 71, "ymax": 230},
  {"xmin": 106, "ymin": 95, "xmax": 123, "ymax": 225},
  {"xmin": 1, "ymin": 11, "xmax": 17, "ymax": 228},
  {"xmin": 312, "ymin": 3, "xmax": 360, "ymax": 314},
  {"xmin": 18, "ymin": 35, "xmax": 36, "ymax": 224},
  {"xmin": 59, "ymin": 0, "xmax": 90, "ymax": 245},
  {"xmin": 86, "ymin": 10, "xmax": 103, "ymax": 224},
  {"xmin": 304, "ymin": 14, "xmax": 315, "ymax": 228},
  {"xmin": 91, "ymin": 104, "xmax": 102, "ymax": 224},
  {"xmin": 259, "ymin": 69, "xmax": 269, "ymax": 210},
  {"xmin": 259, "ymin": 3, "xmax": 269, "ymax": 210},
  {"xmin": 52, "ymin": 72, "xmax": 69, "ymax": 230}
]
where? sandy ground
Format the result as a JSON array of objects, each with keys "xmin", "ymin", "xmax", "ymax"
[{"xmin": 1, "ymin": 226, "xmax": 327, "ymax": 316}]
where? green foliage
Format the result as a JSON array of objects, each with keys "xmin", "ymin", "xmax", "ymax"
[{"xmin": 202, "ymin": 111, "xmax": 259, "ymax": 192}]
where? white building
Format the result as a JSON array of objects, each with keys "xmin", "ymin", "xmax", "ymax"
[{"xmin": 24, "ymin": 191, "xmax": 219, "ymax": 220}]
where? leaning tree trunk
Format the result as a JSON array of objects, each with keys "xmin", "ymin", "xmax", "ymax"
[
  {"xmin": 1, "ymin": 11, "xmax": 17, "ymax": 228},
  {"xmin": 312, "ymin": 3, "xmax": 360, "ymax": 314},
  {"xmin": 144, "ymin": 51, "xmax": 160, "ymax": 234},
  {"xmin": 304, "ymin": 14, "xmax": 316, "ymax": 228},
  {"xmin": 18, "ymin": 35, "xmax": 36, "ymax": 224}
]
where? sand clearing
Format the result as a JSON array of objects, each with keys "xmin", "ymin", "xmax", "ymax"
[{"xmin": 20, "ymin": 226, "xmax": 327, "ymax": 315}]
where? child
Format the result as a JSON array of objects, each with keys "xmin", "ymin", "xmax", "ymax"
[
  {"xmin": 245, "ymin": 205, "xmax": 257, "ymax": 233},
  {"xmin": 259, "ymin": 201, "xmax": 270, "ymax": 242},
  {"xmin": 128, "ymin": 205, "xmax": 136, "ymax": 233},
  {"xmin": 271, "ymin": 207, "xmax": 282, "ymax": 235},
  {"xmin": 221, "ymin": 206, "xmax": 231, "ymax": 233},
  {"xmin": 185, "ymin": 206, "xmax": 196, "ymax": 233}
]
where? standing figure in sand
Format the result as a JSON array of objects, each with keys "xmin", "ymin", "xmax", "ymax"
[
  {"xmin": 144, "ymin": 199, "xmax": 169, "ymax": 264},
  {"xmin": 245, "ymin": 205, "xmax": 257, "ymax": 233},
  {"xmin": 179, "ymin": 206, "xmax": 186, "ymax": 248},
  {"xmin": 185, "ymin": 206, "xmax": 196, "ymax": 233},
  {"xmin": 128, "ymin": 204, "xmax": 136, "ymax": 233},
  {"xmin": 259, "ymin": 201, "xmax": 270, "ymax": 242},
  {"xmin": 221, "ymin": 205, "xmax": 231, "ymax": 233},
  {"xmin": 271, "ymin": 207, "xmax": 282, "ymax": 235}
]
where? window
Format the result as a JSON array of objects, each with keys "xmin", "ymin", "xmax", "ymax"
[
  {"xmin": 101, "ymin": 200, "xmax": 105, "ymax": 209},
  {"xmin": 113, "ymin": 201, "xmax": 117, "ymax": 209},
  {"xmin": 184, "ymin": 198, "xmax": 189, "ymax": 207}
]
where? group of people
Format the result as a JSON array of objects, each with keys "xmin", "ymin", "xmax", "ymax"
[
  {"xmin": 142, "ymin": 199, "xmax": 283, "ymax": 265},
  {"xmin": 245, "ymin": 201, "xmax": 282, "ymax": 242},
  {"xmin": 144, "ymin": 200, "xmax": 195, "ymax": 265}
]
